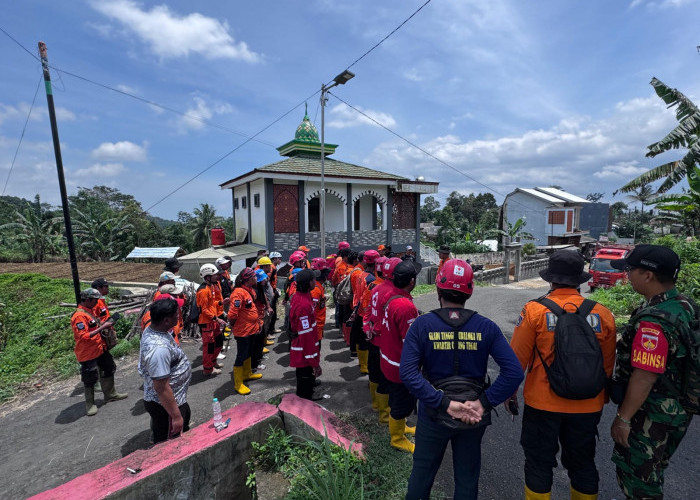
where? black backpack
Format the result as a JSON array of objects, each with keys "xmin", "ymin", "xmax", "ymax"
[{"xmin": 534, "ymin": 297, "xmax": 606, "ymax": 400}]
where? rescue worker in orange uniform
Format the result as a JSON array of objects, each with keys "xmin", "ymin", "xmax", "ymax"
[
  {"xmin": 509, "ymin": 251, "xmax": 616, "ymax": 500},
  {"xmin": 228, "ymin": 268, "xmax": 263, "ymax": 395},
  {"xmin": 435, "ymin": 244, "xmax": 451, "ymax": 283},
  {"xmin": 91, "ymin": 277, "xmax": 112, "ymax": 321},
  {"xmin": 310, "ymin": 258, "xmax": 328, "ymax": 350},
  {"xmin": 350, "ymin": 250, "xmax": 379, "ymax": 372},
  {"xmin": 72, "ymin": 288, "xmax": 127, "ymax": 416},
  {"xmin": 289, "ymin": 269, "xmax": 321, "ymax": 400},
  {"xmin": 196, "ymin": 264, "xmax": 227, "ymax": 377}
]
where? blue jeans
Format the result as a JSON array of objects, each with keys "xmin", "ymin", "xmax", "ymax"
[{"xmin": 406, "ymin": 415, "xmax": 486, "ymax": 500}]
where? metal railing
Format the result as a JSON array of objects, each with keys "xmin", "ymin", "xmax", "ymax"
[{"xmin": 420, "ymin": 242, "xmax": 440, "ymax": 265}]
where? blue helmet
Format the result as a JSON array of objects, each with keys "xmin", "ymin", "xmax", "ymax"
[{"xmin": 255, "ymin": 269, "xmax": 269, "ymax": 282}]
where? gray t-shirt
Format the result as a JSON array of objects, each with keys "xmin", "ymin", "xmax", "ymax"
[{"xmin": 138, "ymin": 326, "xmax": 191, "ymax": 406}]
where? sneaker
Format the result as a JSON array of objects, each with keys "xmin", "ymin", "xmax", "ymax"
[
  {"xmin": 217, "ymin": 353, "xmax": 226, "ymax": 360},
  {"xmin": 262, "ymin": 354, "xmax": 269, "ymax": 360},
  {"xmin": 214, "ymin": 362, "xmax": 223, "ymax": 369},
  {"xmin": 204, "ymin": 368, "xmax": 222, "ymax": 376},
  {"xmin": 256, "ymin": 364, "xmax": 266, "ymax": 370}
]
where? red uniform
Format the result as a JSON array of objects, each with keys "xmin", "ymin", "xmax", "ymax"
[
  {"xmin": 289, "ymin": 291, "xmax": 319, "ymax": 368},
  {"xmin": 364, "ymin": 279, "xmax": 394, "ymax": 347},
  {"xmin": 380, "ymin": 289, "xmax": 419, "ymax": 383}
]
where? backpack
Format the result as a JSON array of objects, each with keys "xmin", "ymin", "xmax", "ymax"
[
  {"xmin": 629, "ymin": 296, "xmax": 700, "ymax": 415},
  {"xmin": 534, "ymin": 298, "xmax": 606, "ymax": 400},
  {"xmin": 335, "ymin": 272, "xmax": 355, "ymax": 306}
]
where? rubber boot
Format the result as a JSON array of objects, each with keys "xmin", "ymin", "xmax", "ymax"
[
  {"xmin": 233, "ymin": 366, "xmax": 251, "ymax": 395},
  {"xmin": 101, "ymin": 376, "xmax": 128, "ymax": 402},
  {"xmin": 376, "ymin": 392, "xmax": 390, "ymax": 424},
  {"xmin": 404, "ymin": 422, "xmax": 416, "ymax": 435},
  {"xmin": 389, "ymin": 417, "xmax": 415, "ymax": 453},
  {"xmin": 84, "ymin": 386, "xmax": 98, "ymax": 416},
  {"xmin": 525, "ymin": 486, "xmax": 551, "ymax": 500},
  {"xmin": 243, "ymin": 358, "xmax": 262, "ymax": 381},
  {"xmin": 570, "ymin": 487, "xmax": 597, "ymax": 500},
  {"xmin": 357, "ymin": 349, "xmax": 369, "ymax": 374},
  {"xmin": 262, "ymin": 347, "xmax": 270, "ymax": 354},
  {"xmin": 369, "ymin": 381, "xmax": 379, "ymax": 411},
  {"xmin": 266, "ymin": 339, "xmax": 274, "ymax": 346}
]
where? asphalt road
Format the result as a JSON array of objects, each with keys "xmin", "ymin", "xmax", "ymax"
[{"xmin": 1, "ymin": 280, "xmax": 697, "ymax": 499}]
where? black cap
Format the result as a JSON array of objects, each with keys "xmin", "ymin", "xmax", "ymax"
[
  {"xmin": 610, "ymin": 244, "xmax": 681, "ymax": 278},
  {"xmin": 539, "ymin": 250, "xmax": 591, "ymax": 286},
  {"xmin": 91, "ymin": 277, "xmax": 113, "ymax": 288},
  {"xmin": 164, "ymin": 257, "xmax": 181, "ymax": 271},
  {"xmin": 438, "ymin": 245, "xmax": 451, "ymax": 254},
  {"xmin": 393, "ymin": 261, "xmax": 422, "ymax": 281}
]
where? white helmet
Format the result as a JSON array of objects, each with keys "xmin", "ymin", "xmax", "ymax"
[
  {"xmin": 269, "ymin": 251, "xmax": 282, "ymax": 258},
  {"xmin": 199, "ymin": 263, "xmax": 219, "ymax": 279}
]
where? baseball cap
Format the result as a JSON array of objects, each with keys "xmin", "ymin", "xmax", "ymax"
[
  {"xmin": 91, "ymin": 277, "xmax": 113, "ymax": 288},
  {"xmin": 610, "ymin": 244, "xmax": 681, "ymax": 279},
  {"xmin": 80, "ymin": 288, "xmax": 103, "ymax": 300},
  {"xmin": 378, "ymin": 244, "xmax": 386, "ymax": 251},
  {"xmin": 159, "ymin": 271, "xmax": 177, "ymax": 283},
  {"xmin": 298, "ymin": 245, "xmax": 311, "ymax": 253},
  {"xmin": 154, "ymin": 293, "xmax": 184, "ymax": 308},
  {"xmin": 406, "ymin": 245, "xmax": 413, "ymax": 251},
  {"xmin": 393, "ymin": 261, "xmax": 422, "ymax": 282}
]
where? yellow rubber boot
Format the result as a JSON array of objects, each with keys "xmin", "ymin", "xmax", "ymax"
[
  {"xmin": 404, "ymin": 422, "xmax": 416, "ymax": 435},
  {"xmin": 389, "ymin": 417, "xmax": 415, "ymax": 453},
  {"xmin": 233, "ymin": 366, "xmax": 251, "ymax": 395},
  {"xmin": 376, "ymin": 392, "xmax": 390, "ymax": 424},
  {"xmin": 369, "ymin": 382, "xmax": 379, "ymax": 411},
  {"xmin": 525, "ymin": 486, "xmax": 551, "ymax": 500},
  {"xmin": 243, "ymin": 358, "xmax": 263, "ymax": 381},
  {"xmin": 357, "ymin": 349, "xmax": 369, "ymax": 374},
  {"xmin": 570, "ymin": 487, "xmax": 597, "ymax": 500},
  {"xmin": 262, "ymin": 347, "xmax": 270, "ymax": 354}
]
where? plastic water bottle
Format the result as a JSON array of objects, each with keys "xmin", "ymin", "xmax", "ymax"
[{"xmin": 212, "ymin": 398, "xmax": 222, "ymax": 426}]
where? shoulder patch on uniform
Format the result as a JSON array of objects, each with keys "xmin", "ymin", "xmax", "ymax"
[
  {"xmin": 234, "ymin": 299, "xmax": 241, "ymax": 307},
  {"xmin": 515, "ymin": 313, "xmax": 524, "ymax": 327},
  {"xmin": 586, "ymin": 313, "xmax": 601, "ymax": 333},
  {"xmin": 545, "ymin": 312, "xmax": 557, "ymax": 331},
  {"xmin": 76, "ymin": 322, "xmax": 85, "ymax": 330}
]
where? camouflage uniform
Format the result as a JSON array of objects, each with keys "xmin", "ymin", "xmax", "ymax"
[{"xmin": 612, "ymin": 288, "xmax": 695, "ymax": 500}]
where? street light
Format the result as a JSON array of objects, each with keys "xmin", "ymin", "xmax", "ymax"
[{"xmin": 320, "ymin": 70, "xmax": 355, "ymax": 260}]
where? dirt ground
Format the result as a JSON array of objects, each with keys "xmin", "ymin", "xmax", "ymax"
[{"xmin": 0, "ymin": 261, "xmax": 164, "ymax": 283}]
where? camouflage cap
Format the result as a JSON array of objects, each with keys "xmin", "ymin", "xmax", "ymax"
[{"xmin": 80, "ymin": 288, "xmax": 103, "ymax": 300}]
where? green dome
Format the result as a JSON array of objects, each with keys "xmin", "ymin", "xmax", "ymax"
[{"xmin": 294, "ymin": 109, "xmax": 320, "ymax": 143}]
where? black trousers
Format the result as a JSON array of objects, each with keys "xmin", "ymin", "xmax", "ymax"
[
  {"xmin": 296, "ymin": 366, "xmax": 315, "ymax": 400},
  {"xmin": 144, "ymin": 400, "xmax": 191, "ymax": 444},
  {"xmin": 368, "ymin": 344, "xmax": 390, "ymax": 393},
  {"xmin": 250, "ymin": 331, "xmax": 265, "ymax": 368},
  {"xmin": 80, "ymin": 351, "xmax": 116, "ymax": 386},
  {"xmin": 520, "ymin": 405, "xmax": 602, "ymax": 495},
  {"xmin": 350, "ymin": 315, "xmax": 369, "ymax": 351},
  {"xmin": 387, "ymin": 381, "xmax": 416, "ymax": 420}
]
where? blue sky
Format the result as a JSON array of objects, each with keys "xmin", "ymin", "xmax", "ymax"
[{"xmin": 1, "ymin": 0, "xmax": 699, "ymax": 219}]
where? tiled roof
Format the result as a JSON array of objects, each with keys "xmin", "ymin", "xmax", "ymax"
[{"xmin": 221, "ymin": 154, "xmax": 408, "ymax": 186}]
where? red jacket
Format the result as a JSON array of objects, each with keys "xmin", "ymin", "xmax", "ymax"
[
  {"xmin": 380, "ymin": 289, "xmax": 419, "ymax": 383},
  {"xmin": 289, "ymin": 291, "xmax": 319, "ymax": 368},
  {"xmin": 364, "ymin": 278, "xmax": 393, "ymax": 347}
]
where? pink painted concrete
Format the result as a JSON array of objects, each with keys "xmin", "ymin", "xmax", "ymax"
[
  {"xmin": 30, "ymin": 402, "xmax": 278, "ymax": 500},
  {"xmin": 278, "ymin": 393, "xmax": 365, "ymax": 458}
]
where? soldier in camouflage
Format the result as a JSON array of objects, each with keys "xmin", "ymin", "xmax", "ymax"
[{"xmin": 609, "ymin": 245, "xmax": 695, "ymax": 500}]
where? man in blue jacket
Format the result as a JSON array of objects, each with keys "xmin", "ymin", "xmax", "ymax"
[{"xmin": 400, "ymin": 259, "xmax": 523, "ymax": 500}]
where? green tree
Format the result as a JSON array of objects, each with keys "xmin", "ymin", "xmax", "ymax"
[
  {"xmin": 650, "ymin": 165, "xmax": 700, "ymax": 236},
  {"xmin": 420, "ymin": 196, "xmax": 441, "ymax": 222},
  {"xmin": 190, "ymin": 203, "xmax": 222, "ymax": 249},
  {"xmin": 586, "ymin": 192, "xmax": 605, "ymax": 202},
  {"xmin": 626, "ymin": 183, "xmax": 655, "ymax": 215},
  {"xmin": 71, "ymin": 207, "xmax": 135, "ymax": 261},
  {"xmin": 0, "ymin": 195, "xmax": 63, "ymax": 262},
  {"xmin": 618, "ymin": 78, "xmax": 700, "ymax": 195}
]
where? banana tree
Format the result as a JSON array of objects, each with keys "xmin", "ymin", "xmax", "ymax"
[
  {"xmin": 618, "ymin": 77, "xmax": 700, "ymax": 195},
  {"xmin": 651, "ymin": 165, "xmax": 700, "ymax": 235}
]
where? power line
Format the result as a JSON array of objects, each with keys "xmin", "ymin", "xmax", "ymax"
[
  {"xmin": 2, "ymin": 74, "xmax": 42, "ymax": 196},
  {"xmin": 344, "ymin": 0, "xmax": 432, "ymax": 73},
  {"xmin": 145, "ymin": 90, "xmax": 320, "ymax": 212}
]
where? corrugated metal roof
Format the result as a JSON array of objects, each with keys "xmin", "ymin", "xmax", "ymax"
[
  {"xmin": 220, "ymin": 154, "xmax": 407, "ymax": 187},
  {"xmin": 534, "ymin": 187, "xmax": 589, "ymax": 203},
  {"xmin": 126, "ymin": 247, "xmax": 182, "ymax": 259},
  {"xmin": 516, "ymin": 188, "xmax": 563, "ymax": 203}
]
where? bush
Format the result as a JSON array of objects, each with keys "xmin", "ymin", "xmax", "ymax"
[
  {"xmin": 450, "ymin": 240, "xmax": 491, "ymax": 254},
  {"xmin": 522, "ymin": 243, "xmax": 536, "ymax": 256},
  {"xmin": 589, "ymin": 285, "xmax": 640, "ymax": 317}
]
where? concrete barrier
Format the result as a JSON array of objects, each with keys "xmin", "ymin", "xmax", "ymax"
[{"xmin": 31, "ymin": 396, "xmax": 365, "ymax": 499}]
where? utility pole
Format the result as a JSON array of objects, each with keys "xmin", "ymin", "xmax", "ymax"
[{"xmin": 39, "ymin": 42, "xmax": 81, "ymax": 305}]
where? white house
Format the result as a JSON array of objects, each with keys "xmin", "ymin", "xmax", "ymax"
[
  {"xmin": 219, "ymin": 111, "xmax": 438, "ymax": 259},
  {"xmin": 502, "ymin": 187, "xmax": 590, "ymax": 246}
]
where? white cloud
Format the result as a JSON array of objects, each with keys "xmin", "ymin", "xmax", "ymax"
[
  {"xmin": 176, "ymin": 95, "xmax": 234, "ymax": 133},
  {"xmin": 73, "ymin": 162, "xmax": 126, "ymax": 177},
  {"xmin": 327, "ymin": 103, "xmax": 396, "ymax": 129},
  {"xmin": 91, "ymin": 0, "xmax": 261, "ymax": 62},
  {"xmin": 91, "ymin": 141, "xmax": 147, "ymax": 162},
  {"xmin": 365, "ymin": 93, "xmax": 678, "ymax": 202}
]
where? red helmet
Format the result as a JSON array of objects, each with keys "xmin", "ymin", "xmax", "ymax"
[
  {"xmin": 363, "ymin": 249, "xmax": 380, "ymax": 264},
  {"xmin": 311, "ymin": 257, "xmax": 327, "ymax": 270},
  {"xmin": 382, "ymin": 257, "xmax": 402, "ymax": 280},
  {"xmin": 436, "ymin": 259, "xmax": 474, "ymax": 294},
  {"xmin": 338, "ymin": 241, "xmax": 350, "ymax": 250},
  {"xmin": 289, "ymin": 251, "xmax": 306, "ymax": 264}
]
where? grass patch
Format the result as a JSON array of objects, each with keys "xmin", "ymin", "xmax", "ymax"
[
  {"xmin": 412, "ymin": 284, "xmax": 436, "ymax": 296},
  {"xmin": 0, "ymin": 273, "xmax": 140, "ymax": 403}
]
